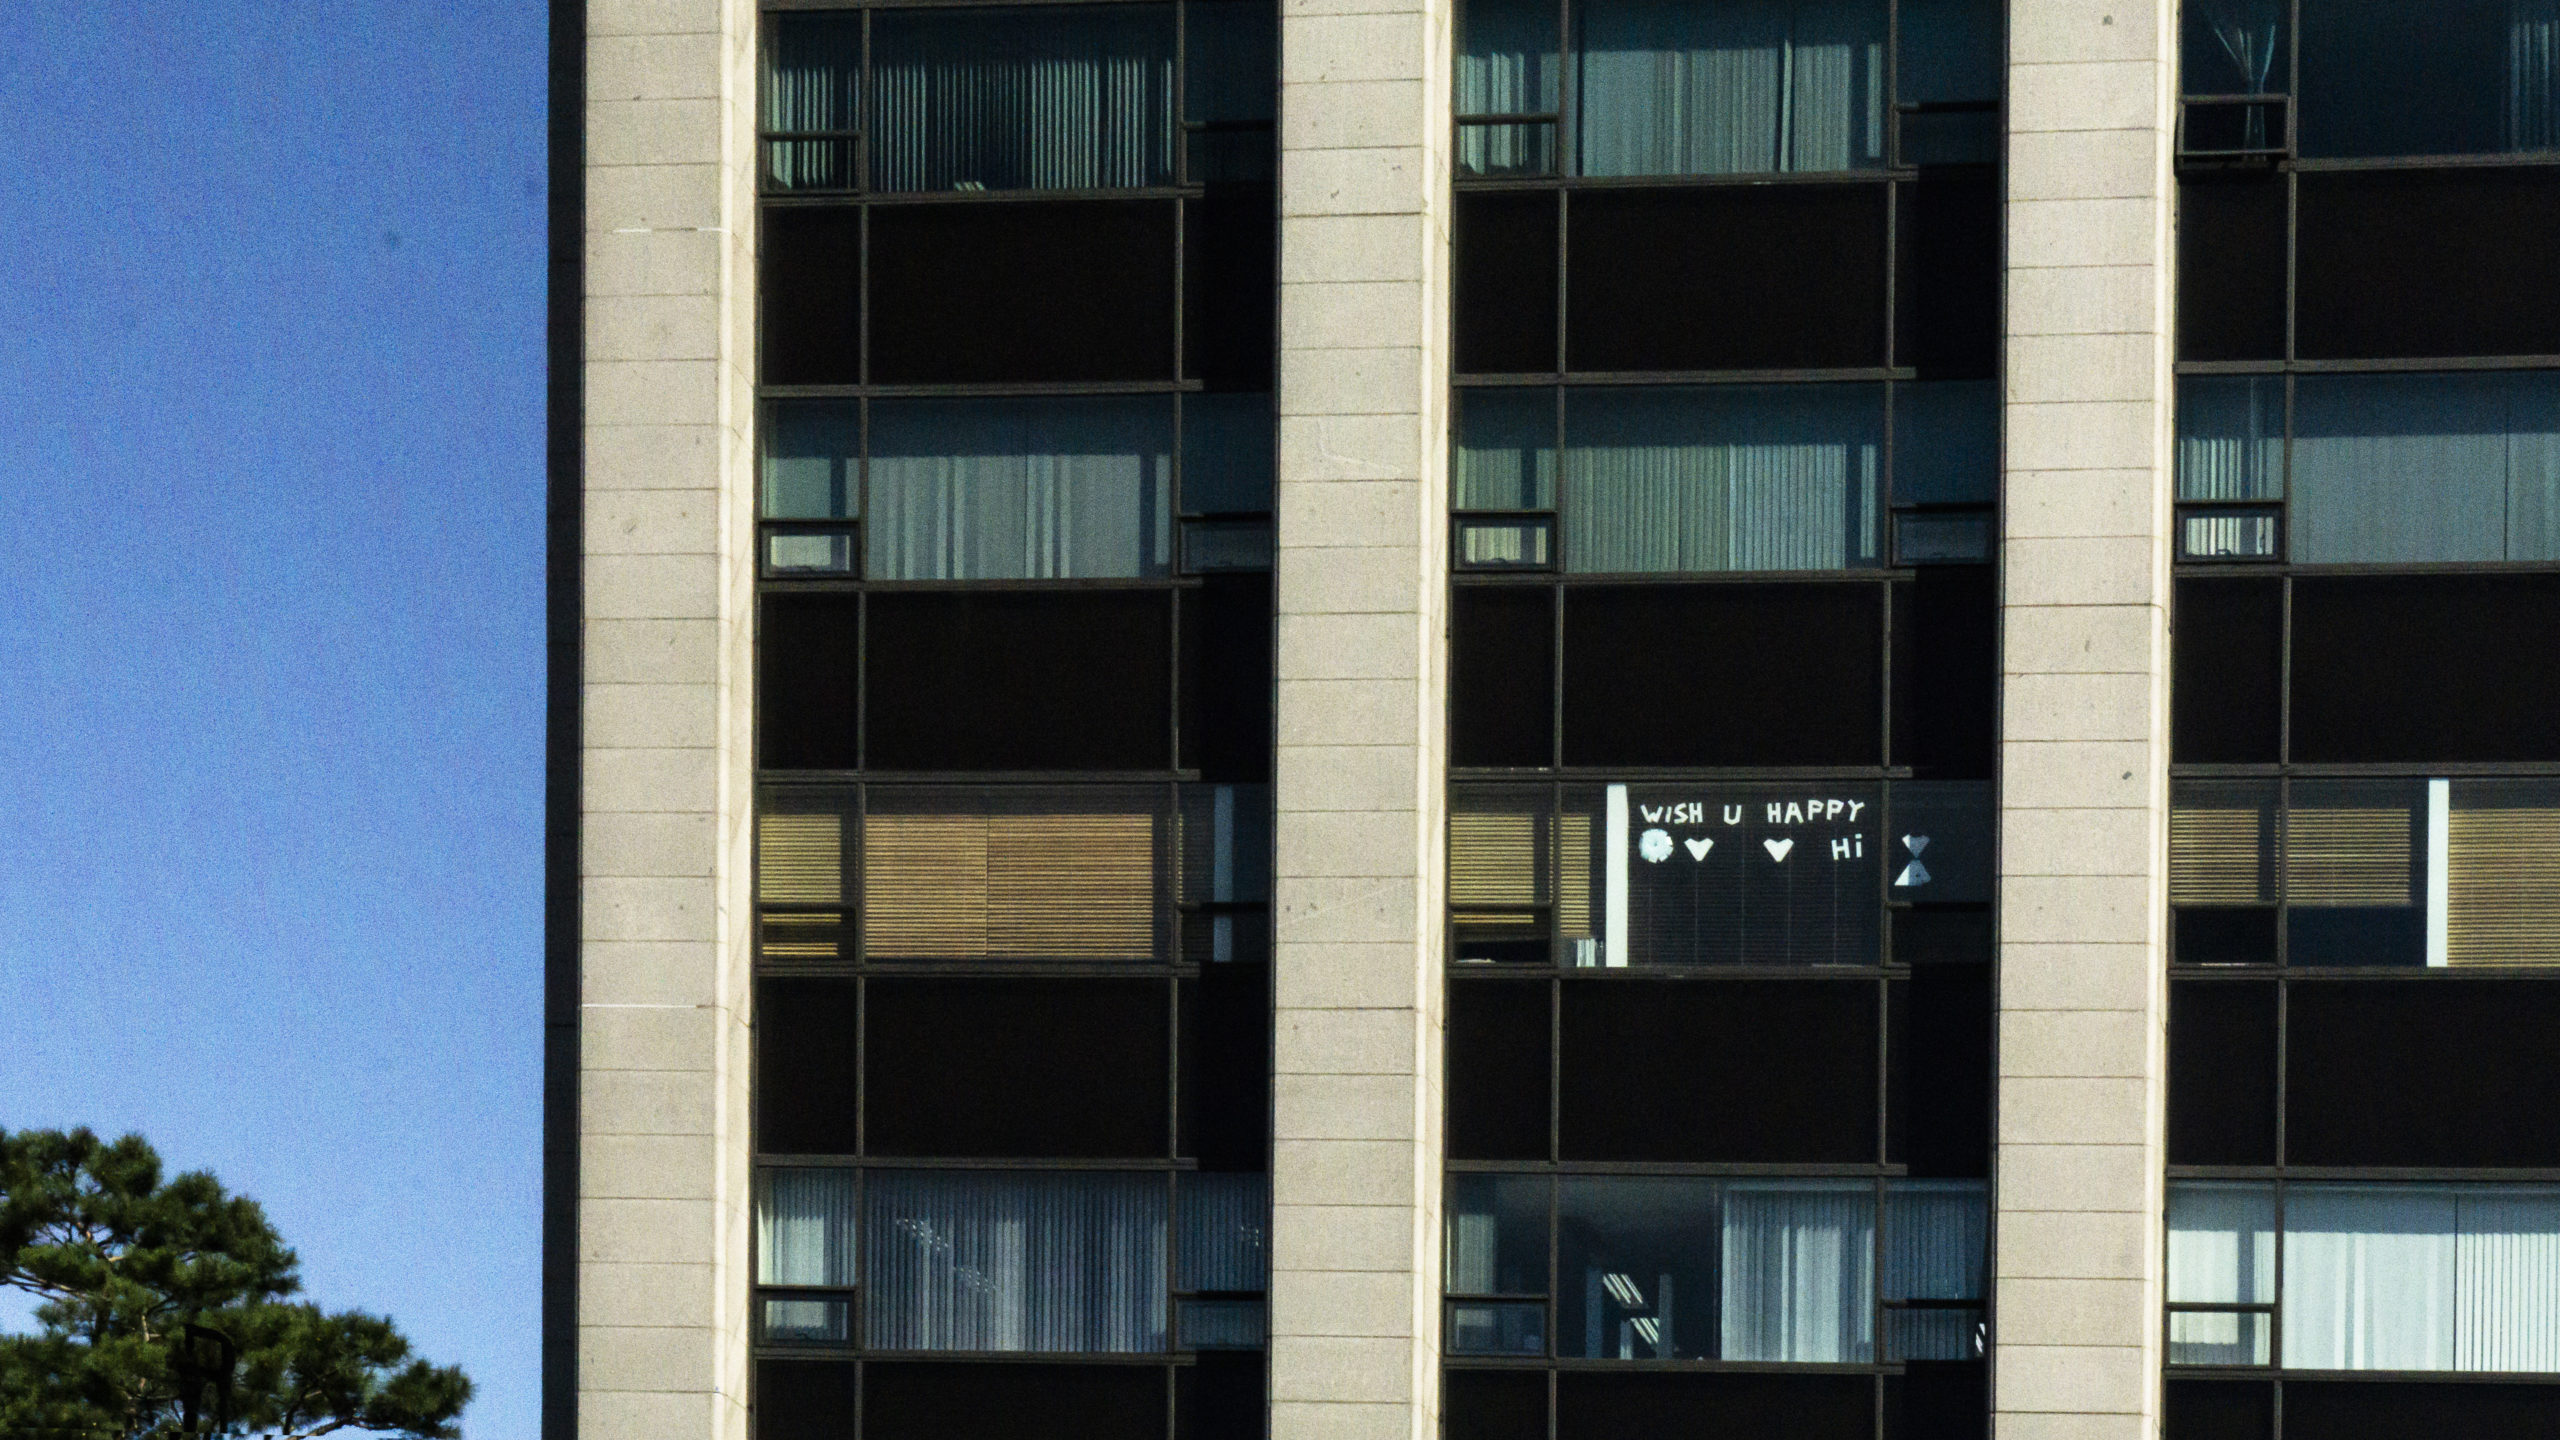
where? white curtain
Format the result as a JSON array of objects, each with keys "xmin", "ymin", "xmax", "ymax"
[
  {"xmin": 2291, "ymin": 373, "xmax": 2560, "ymax": 564},
  {"xmin": 1722, "ymin": 1182, "xmax": 1875, "ymax": 1362},
  {"xmin": 2177, "ymin": 376, "xmax": 2285, "ymax": 502},
  {"xmin": 2457, "ymin": 1190, "xmax": 2560, "ymax": 1371},
  {"xmin": 868, "ymin": 397, "xmax": 1173, "ymax": 580},
  {"xmin": 1564, "ymin": 386, "xmax": 1880, "ymax": 573},
  {"xmin": 868, "ymin": 8, "xmax": 1176, "ymax": 191},
  {"xmin": 759, "ymin": 1169, "xmax": 860, "ymax": 1342},
  {"xmin": 2167, "ymin": 1182, "xmax": 2276, "ymax": 1365},
  {"xmin": 763, "ymin": 14, "xmax": 863, "ymax": 188},
  {"xmin": 862, "ymin": 1171, "xmax": 1167, "ymax": 1354},
  {"xmin": 2285, "ymin": 1187, "xmax": 2462, "ymax": 1371},
  {"xmin": 1576, "ymin": 0, "xmax": 1885, "ymax": 176}
]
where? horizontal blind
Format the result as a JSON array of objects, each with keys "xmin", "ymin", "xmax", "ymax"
[
  {"xmin": 2447, "ymin": 803, "xmax": 2560, "ymax": 966},
  {"xmin": 759, "ymin": 813, "xmax": 845, "ymax": 904}
]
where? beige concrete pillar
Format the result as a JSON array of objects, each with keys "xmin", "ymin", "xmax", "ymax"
[
  {"xmin": 575, "ymin": 1, "xmax": 759, "ymax": 1436},
  {"xmin": 1994, "ymin": 1, "xmax": 2178, "ymax": 1437},
  {"xmin": 1268, "ymin": 0, "xmax": 1454, "ymax": 1435}
]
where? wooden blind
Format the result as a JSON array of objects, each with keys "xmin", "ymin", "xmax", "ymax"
[
  {"xmin": 759, "ymin": 813, "xmax": 844, "ymax": 904},
  {"xmin": 2447, "ymin": 806, "xmax": 2560, "ymax": 967},
  {"xmin": 2170, "ymin": 806, "xmax": 2268, "ymax": 904},
  {"xmin": 2286, "ymin": 806, "xmax": 2413, "ymax": 905},
  {"xmin": 864, "ymin": 810, "xmax": 1156, "ymax": 959},
  {"xmin": 1451, "ymin": 813, "xmax": 1542, "ymax": 928}
]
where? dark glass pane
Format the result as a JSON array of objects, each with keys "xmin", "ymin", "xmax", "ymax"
[
  {"xmin": 1563, "ymin": 584, "xmax": 1883, "ymax": 767},
  {"xmin": 1558, "ymin": 1372, "xmax": 1873, "ymax": 1440},
  {"xmin": 1181, "ymin": 574, "xmax": 1274, "ymax": 781},
  {"xmin": 2175, "ymin": 907, "xmax": 2277, "ymax": 966},
  {"xmin": 2163, "ymin": 1378, "xmax": 2273, "ymax": 1440},
  {"xmin": 1897, "ymin": 167, "xmax": 2001, "ymax": 378},
  {"xmin": 754, "ymin": 1359, "xmax": 860, "ymax": 1440},
  {"xmin": 2283, "ymin": 1381, "xmax": 2560, "ymax": 1440},
  {"xmin": 1447, "ymin": 1369, "xmax": 1549, "ymax": 1440},
  {"xmin": 761, "ymin": 593, "xmax": 861, "ymax": 770},
  {"xmin": 869, "ymin": 199, "xmax": 1177, "ymax": 383},
  {"xmin": 2297, "ymin": 169, "xmax": 2560, "ymax": 360},
  {"xmin": 1453, "ymin": 587, "xmax": 1557, "ymax": 768},
  {"xmin": 1894, "ymin": 380, "xmax": 1999, "ymax": 507},
  {"xmin": 2289, "ymin": 978, "xmax": 2560, "ymax": 1166},
  {"xmin": 1186, "ymin": 0, "xmax": 1278, "ymax": 126},
  {"xmin": 1890, "ymin": 782, "xmax": 1994, "ymax": 904},
  {"xmin": 1894, "ymin": 908, "xmax": 1992, "ymax": 966},
  {"xmin": 757, "ymin": 977, "xmax": 862, "ymax": 1155},
  {"xmin": 1449, "ymin": 980, "xmax": 1553, "ymax": 1161},
  {"xmin": 864, "ymin": 979, "xmax": 1169, "ymax": 1157},
  {"xmin": 1177, "ymin": 1352, "xmax": 1268, "ymax": 1440},
  {"xmin": 1456, "ymin": 191, "xmax": 1560, "ymax": 373},
  {"xmin": 1888, "ymin": 963, "xmax": 1992, "ymax": 1176},
  {"xmin": 2292, "ymin": 574, "xmax": 2560, "ymax": 763},
  {"xmin": 1186, "ymin": 185, "xmax": 1276, "ymax": 388},
  {"xmin": 762, "ymin": 207, "xmax": 864, "ymax": 383},
  {"xmin": 1885, "ymin": 1362, "xmax": 1989, "ymax": 1440},
  {"xmin": 1559, "ymin": 979, "xmax": 1877, "ymax": 1162},
  {"xmin": 1892, "ymin": 568, "xmax": 1996, "ymax": 778},
  {"xmin": 1180, "ymin": 963, "xmax": 1272, "ymax": 1169},
  {"xmin": 864, "ymin": 1362, "xmax": 1166, "ymax": 1440},
  {"xmin": 2177, "ymin": 176, "xmax": 2287, "ymax": 363},
  {"xmin": 866, "ymin": 6, "xmax": 1177, "ymax": 191},
  {"xmin": 866, "ymin": 591, "xmax": 1173, "ymax": 770},
  {"xmin": 2173, "ymin": 578, "xmax": 2281, "ymax": 765},
  {"xmin": 2298, "ymin": 0, "xmax": 2549, "ymax": 159},
  {"xmin": 1183, "ymin": 393, "xmax": 1276, "ymax": 516},
  {"xmin": 2168, "ymin": 980, "xmax": 2278, "ymax": 1165},
  {"xmin": 2183, "ymin": 0, "xmax": 2288, "ymax": 97},
  {"xmin": 1568, "ymin": 185, "xmax": 1889, "ymax": 372},
  {"xmin": 1901, "ymin": 0, "xmax": 2003, "ymax": 104}
]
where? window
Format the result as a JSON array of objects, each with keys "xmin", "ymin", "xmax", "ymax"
[
  {"xmin": 2169, "ymin": 1182, "xmax": 2560, "ymax": 1373},
  {"xmin": 1446, "ymin": 1175, "xmax": 1986, "ymax": 1363},
  {"xmin": 754, "ymin": 1169, "xmax": 1268, "ymax": 1355}
]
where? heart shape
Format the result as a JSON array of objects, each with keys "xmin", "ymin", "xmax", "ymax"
[
  {"xmin": 1763, "ymin": 838, "xmax": 1794, "ymax": 862},
  {"xmin": 1683, "ymin": 838, "xmax": 1712, "ymax": 861}
]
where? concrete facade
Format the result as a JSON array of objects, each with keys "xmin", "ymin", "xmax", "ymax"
[
  {"xmin": 573, "ymin": 1, "xmax": 760, "ymax": 1437},
  {"xmin": 1995, "ymin": 2, "xmax": 2176, "ymax": 1437},
  {"xmin": 557, "ymin": 3, "xmax": 2185, "ymax": 1438},
  {"xmin": 1267, "ymin": 0, "xmax": 1454, "ymax": 1434}
]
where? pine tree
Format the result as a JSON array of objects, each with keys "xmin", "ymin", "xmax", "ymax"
[{"xmin": 0, "ymin": 1128, "xmax": 471, "ymax": 1440}]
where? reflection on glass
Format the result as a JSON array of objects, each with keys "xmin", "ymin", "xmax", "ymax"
[
  {"xmin": 1178, "ymin": 1299, "xmax": 1269, "ymax": 1349},
  {"xmin": 764, "ymin": 1297, "xmax": 853, "ymax": 1343},
  {"xmin": 1182, "ymin": 521, "xmax": 1274, "ymax": 572},
  {"xmin": 2184, "ymin": 0, "xmax": 2288, "ymax": 96},
  {"xmin": 767, "ymin": 530, "xmax": 859, "ymax": 574},
  {"xmin": 1576, "ymin": 0, "xmax": 1887, "ymax": 176},
  {"xmin": 1459, "ymin": 518, "xmax": 1557, "ymax": 569},
  {"xmin": 1181, "ymin": 392, "xmax": 1276, "ymax": 516},
  {"xmin": 1456, "ymin": 388, "xmax": 1559, "ymax": 511},
  {"xmin": 2300, "ymin": 0, "xmax": 2560, "ymax": 159},
  {"xmin": 1563, "ymin": 386, "xmax": 1883, "ymax": 574},
  {"xmin": 868, "ymin": 5, "xmax": 1177, "ymax": 191},
  {"xmin": 764, "ymin": 402, "xmax": 863, "ymax": 519},
  {"xmin": 2177, "ymin": 376, "xmax": 2284, "ymax": 503},
  {"xmin": 1899, "ymin": 0, "xmax": 2002, "ymax": 104},
  {"xmin": 2181, "ymin": 511, "xmax": 2280, "ymax": 560},
  {"xmin": 1894, "ymin": 380, "xmax": 1998, "ymax": 507},
  {"xmin": 1449, "ymin": 1301, "xmax": 1550, "ymax": 1355},
  {"xmin": 862, "ymin": 1170, "xmax": 1168, "ymax": 1353},
  {"xmin": 1560, "ymin": 1178, "xmax": 1722, "ymax": 1359},
  {"xmin": 1449, "ymin": 1174, "xmax": 1551, "ymax": 1297}
]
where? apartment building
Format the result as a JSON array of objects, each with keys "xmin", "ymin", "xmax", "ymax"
[{"xmin": 547, "ymin": 0, "xmax": 2560, "ymax": 1436}]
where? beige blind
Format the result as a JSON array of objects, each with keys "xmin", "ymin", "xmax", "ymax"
[
  {"xmin": 759, "ymin": 813, "xmax": 844, "ymax": 904},
  {"xmin": 2447, "ymin": 806, "xmax": 2560, "ymax": 967},
  {"xmin": 864, "ymin": 811, "xmax": 1156, "ymax": 959},
  {"xmin": 759, "ymin": 912, "xmax": 843, "ymax": 960},
  {"xmin": 1451, "ymin": 813, "xmax": 1541, "ymax": 927},
  {"xmin": 2170, "ymin": 806, "xmax": 2268, "ymax": 904},
  {"xmin": 1558, "ymin": 812, "xmax": 1594, "ymax": 939},
  {"xmin": 2286, "ymin": 807, "xmax": 2412, "ymax": 905}
]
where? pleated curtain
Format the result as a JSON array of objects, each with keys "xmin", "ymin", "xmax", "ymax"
[
  {"xmin": 2282, "ymin": 1185, "xmax": 2560, "ymax": 1372},
  {"xmin": 1564, "ymin": 386, "xmax": 1880, "ymax": 573},
  {"xmin": 868, "ymin": 7, "xmax": 1176, "ymax": 192},
  {"xmin": 1576, "ymin": 0, "xmax": 1884, "ymax": 176},
  {"xmin": 763, "ymin": 15, "xmax": 862, "ymax": 189},
  {"xmin": 867, "ymin": 397, "xmax": 1173, "ymax": 581},
  {"xmin": 863, "ymin": 1171, "xmax": 1168, "ymax": 1354},
  {"xmin": 1721, "ymin": 1182, "xmax": 1875, "ymax": 1363},
  {"xmin": 2291, "ymin": 372, "xmax": 2560, "ymax": 564},
  {"xmin": 2513, "ymin": 0, "xmax": 2560, "ymax": 150}
]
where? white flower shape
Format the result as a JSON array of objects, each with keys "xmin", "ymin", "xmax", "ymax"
[{"xmin": 1637, "ymin": 828, "xmax": 1674, "ymax": 863}]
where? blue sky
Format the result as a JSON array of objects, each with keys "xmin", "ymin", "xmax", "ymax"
[{"xmin": 0, "ymin": 4, "xmax": 548, "ymax": 1437}]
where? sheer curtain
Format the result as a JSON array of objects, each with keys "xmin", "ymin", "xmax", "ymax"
[
  {"xmin": 1565, "ymin": 386, "xmax": 1880, "ymax": 573},
  {"xmin": 759, "ymin": 1169, "xmax": 860, "ymax": 1341},
  {"xmin": 2513, "ymin": 0, "xmax": 2560, "ymax": 150},
  {"xmin": 868, "ymin": 397, "xmax": 1173, "ymax": 580},
  {"xmin": 1722, "ymin": 1182, "xmax": 1875, "ymax": 1363},
  {"xmin": 2168, "ymin": 1182, "xmax": 2276, "ymax": 1365},
  {"xmin": 1576, "ymin": 0, "xmax": 1885, "ymax": 175},
  {"xmin": 1883, "ymin": 1181, "xmax": 1987, "ymax": 1361},
  {"xmin": 1177, "ymin": 1173, "xmax": 1270, "ymax": 1293},
  {"xmin": 2291, "ymin": 373, "xmax": 2560, "ymax": 563},
  {"xmin": 2177, "ymin": 376, "xmax": 2285, "ymax": 502},
  {"xmin": 2456, "ymin": 1189, "xmax": 2560, "ymax": 1371},
  {"xmin": 868, "ymin": 6, "xmax": 1176, "ymax": 191},
  {"xmin": 764, "ymin": 14, "xmax": 863, "ymax": 189},
  {"xmin": 863, "ymin": 1171, "xmax": 1167, "ymax": 1353}
]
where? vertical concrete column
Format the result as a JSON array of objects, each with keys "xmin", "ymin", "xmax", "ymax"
[
  {"xmin": 1268, "ymin": 0, "xmax": 1453, "ymax": 1434},
  {"xmin": 577, "ymin": 0, "xmax": 760, "ymax": 1436},
  {"xmin": 1995, "ymin": 2, "xmax": 2178, "ymax": 1438}
]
